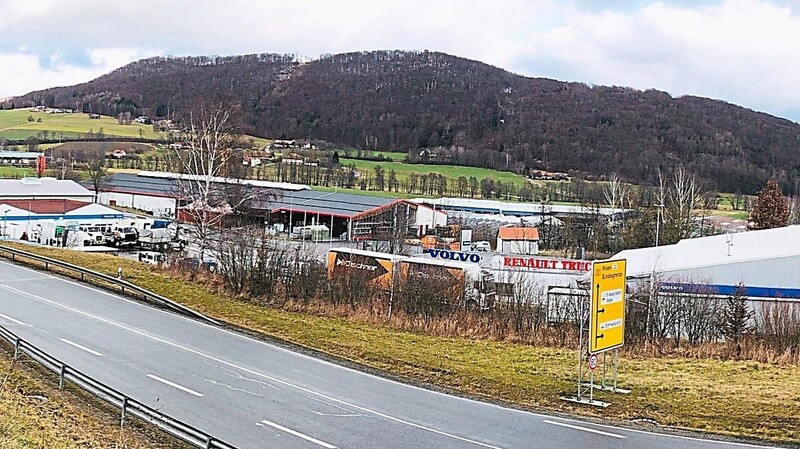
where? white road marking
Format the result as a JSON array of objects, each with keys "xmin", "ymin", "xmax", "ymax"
[
  {"xmin": 543, "ymin": 419, "xmax": 626, "ymax": 439},
  {"xmin": 307, "ymin": 395, "xmax": 366, "ymax": 418},
  {"xmin": 258, "ymin": 419, "xmax": 337, "ymax": 448},
  {"xmin": 0, "ymin": 282, "xmax": 503, "ymax": 449},
  {"xmin": 147, "ymin": 374, "xmax": 204, "ymax": 397},
  {"xmin": 0, "ymin": 312, "xmax": 26, "ymax": 326},
  {"xmin": 59, "ymin": 338, "xmax": 103, "ymax": 356},
  {"xmin": 0, "ymin": 260, "xmax": 777, "ymax": 448}
]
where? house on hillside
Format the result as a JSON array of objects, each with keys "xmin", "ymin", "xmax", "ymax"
[{"xmin": 496, "ymin": 225, "xmax": 540, "ymax": 255}]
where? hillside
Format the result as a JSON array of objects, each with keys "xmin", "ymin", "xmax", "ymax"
[{"xmin": 6, "ymin": 50, "xmax": 800, "ymax": 194}]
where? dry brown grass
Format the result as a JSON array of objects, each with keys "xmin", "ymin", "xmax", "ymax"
[{"xmin": 0, "ymin": 345, "xmax": 185, "ymax": 449}]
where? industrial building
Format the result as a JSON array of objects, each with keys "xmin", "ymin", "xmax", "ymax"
[
  {"xmin": 98, "ymin": 171, "xmax": 310, "ymax": 218},
  {"xmin": 411, "ymin": 197, "xmax": 625, "ymax": 219},
  {"xmin": 0, "ymin": 199, "xmax": 125, "ymax": 240},
  {"xmin": 613, "ymin": 225, "xmax": 800, "ymax": 299},
  {"xmin": 0, "ymin": 151, "xmax": 43, "ymax": 167},
  {"xmin": 99, "ymin": 171, "xmax": 446, "ymax": 240},
  {"xmin": 0, "ymin": 177, "xmax": 95, "ymax": 202}
]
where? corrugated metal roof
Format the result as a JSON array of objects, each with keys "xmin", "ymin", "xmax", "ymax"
[
  {"xmin": 411, "ymin": 197, "xmax": 625, "ymax": 217},
  {"xmin": 102, "ymin": 173, "xmax": 177, "ymax": 197},
  {"xmin": 264, "ymin": 190, "xmax": 395, "ymax": 218},
  {"xmin": 0, "ymin": 151, "xmax": 42, "ymax": 159},
  {"xmin": 614, "ymin": 225, "xmax": 800, "ymax": 278},
  {"xmin": 103, "ymin": 173, "xmax": 398, "ymax": 218},
  {"xmin": 0, "ymin": 178, "xmax": 94, "ymax": 198},
  {"xmin": 0, "ymin": 199, "xmax": 89, "ymax": 214}
]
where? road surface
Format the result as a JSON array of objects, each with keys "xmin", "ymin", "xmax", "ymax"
[{"xmin": 0, "ymin": 258, "xmax": 779, "ymax": 449}]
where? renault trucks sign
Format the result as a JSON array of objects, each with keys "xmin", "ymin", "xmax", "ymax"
[{"xmin": 501, "ymin": 256, "xmax": 591, "ymax": 273}]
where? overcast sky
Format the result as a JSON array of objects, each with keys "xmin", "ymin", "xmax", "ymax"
[{"xmin": 1, "ymin": 0, "xmax": 799, "ymax": 122}]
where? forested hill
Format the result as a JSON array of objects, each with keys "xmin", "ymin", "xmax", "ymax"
[{"xmin": 7, "ymin": 50, "xmax": 800, "ymax": 194}]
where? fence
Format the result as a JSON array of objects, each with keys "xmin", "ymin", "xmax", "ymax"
[
  {"xmin": 0, "ymin": 245, "xmax": 218, "ymax": 325},
  {"xmin": 0, "ymin": 324, "xmax": 238, "ymax": 449}
]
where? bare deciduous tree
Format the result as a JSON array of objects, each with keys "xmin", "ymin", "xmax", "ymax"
[
  {"xmin": 168, "ymin": 103, "xmax": 258, "ymax": 262},
  {"xmin": 87, "ymin": 159, "xmax": 108, "ymax": 203}
]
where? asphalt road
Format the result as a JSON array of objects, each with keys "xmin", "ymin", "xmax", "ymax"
[{"xmin": 0, "ymin": 259, "xmax": 780, "ymax": 449}]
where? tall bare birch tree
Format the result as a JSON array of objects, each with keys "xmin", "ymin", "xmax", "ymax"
[{"xmin": 169, "ymin": 103, "xmax": 256, "ymax": 262}]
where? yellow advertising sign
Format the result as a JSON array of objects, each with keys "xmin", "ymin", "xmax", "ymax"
[{"xmin": 589, "ymin": 259, "xmax": 626, "ymax": 354}]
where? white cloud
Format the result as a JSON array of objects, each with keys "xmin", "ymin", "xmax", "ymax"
[
  {"xmin": 516, "ymin": 0, "xmax": 800, "ymax": 118},
  {"xmin": 0, "ymin": 48, "xmax": 157, "ymax": 98},
  {"xmin": 0, "ymin": 0, "xmax": 798, "ymax": 121}
]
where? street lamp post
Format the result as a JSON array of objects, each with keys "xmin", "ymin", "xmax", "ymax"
[{"xmin": 2, "ymin": 209, "xmax": 9, "ymax": 240}]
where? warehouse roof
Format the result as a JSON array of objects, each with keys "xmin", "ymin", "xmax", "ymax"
[
  {"xmin": 0, "ymin": 199, "xmax": 89, "ymax": 214},
  {"xmin": 613, "ymin": 225, "xmax": 800, "ymax": 278},
  {"xmin": 102, "ymin": 172, "xmax": 310, "ymax": 198},
  {"xmin": 0, "ymin": 178, "xmax": 94, "ymax": 199},
  {"xmin": 265, "ymin": 190, "xmax": 397, "ymax": 219},
  {"xmin": 498, "ymin": 226, "xmax": 540, "ymax": 241},
  {"xmin": 102, "ymin": 172, "xmax": 177, "ymax": 197},
  {"xmin": 0, "ymin": 151, "xmax": 43, "ymax": 159},
  {"xmin": 411, "ymin": 197, "xmax": 625, "ymax": 217}
]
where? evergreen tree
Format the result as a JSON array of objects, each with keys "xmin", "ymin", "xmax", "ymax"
[
  {"xmin": 721, "ymin": 285, "xmax": 752, "ymax": 351},
  {"xmin": 749, "ymin": 179, "xmax": 789, "ymax": 230}
]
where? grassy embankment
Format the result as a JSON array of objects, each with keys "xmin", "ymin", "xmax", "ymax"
[
  {"xmin": 0, "ymin": 345, "xmax": 181, "ymax": 449},
  {"xmin": 1, "ymin": 242, "xmax": 799, "ymax": 444}
]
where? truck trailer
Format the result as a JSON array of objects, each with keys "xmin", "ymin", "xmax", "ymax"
[
  {"xmin": 327, "ymin": 247, "xmax": 405, "ymax": 289},
  {"xmin": 399, "ymin": 257, "xmax": 496, "ymax": 310}
]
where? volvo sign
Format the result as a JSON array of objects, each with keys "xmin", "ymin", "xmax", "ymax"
[{"xmin": 424, "ymin": 249, "xmax": 482, "ymax": 263}]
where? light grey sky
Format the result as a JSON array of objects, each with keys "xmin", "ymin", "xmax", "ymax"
[{"xmin": 1, "ymin": 0, "xmax": 799, "ymax": 122}]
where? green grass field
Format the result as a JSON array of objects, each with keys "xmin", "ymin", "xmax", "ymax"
[
  {"xmin": 340, "ymin": 158, "xmax": 530, "ymax": 187},
  {"xmin": 338, "ymin": 150, "xmax": 408, "ymax": 161},
  {"xmin": 0, "ymin": 109, "xmax": 164, "ymax": 140},
  {"xmin": 3, "ymin": 242, "xmax": 800, "ymax": 444},
  {"xmin": 0, "ymin": 166, "xmax": 35, "ymax": 178},
  {"xmin": 311, "ymin": 185, "xmax": 421, "ymax": 199}
]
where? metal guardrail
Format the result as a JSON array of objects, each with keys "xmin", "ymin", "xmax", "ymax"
[
  {"xmin": 0, "ymin": 245, "xmax": 219, "ymax": 326},
  {"xmin": 0, "ymin": 323, "xmax": 238, "ymax": 449}
]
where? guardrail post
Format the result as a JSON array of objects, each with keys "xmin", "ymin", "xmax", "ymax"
[
  {"xmin": 206, "ymin": 437, "xmax": 213, "ymax": 449},
  {"xmin": 59, "ymin": 365, "xmax": 66, "ymax": 389},
  {"xmin": 81, "ymin": 272, "xmax": 85, "ymax": 282},
  {"xmin": 13, "ymin": 338, "xmax": 20, "ymax": 359},
  {"xmin": 121, "ymin": 397, "xmax": 128, "ymax": 426},
  {"xmin": 44, "ymin": 262, "xmax": 49, "ymax": 271}
]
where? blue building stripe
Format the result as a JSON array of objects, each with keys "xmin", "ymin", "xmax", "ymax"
[{"xmin": 660, "ymin": 282, "xmax": 800, "ymax": 299}]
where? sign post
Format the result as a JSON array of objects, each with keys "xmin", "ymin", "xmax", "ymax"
[{"xmin": 560, "ymin": 259, "xmax": 629, "ymax": 407}]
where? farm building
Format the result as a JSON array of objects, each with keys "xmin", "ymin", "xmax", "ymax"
[
  {"xmin": 613, "ymin": 225, "xmax": 800, "ymax": 299},
  {"xmin": 0, "ymin": 177, "xmax": 95, "ymax": 202},
  {"xmin": 0, "ymin": 151, "xmax": 43, "ymax": 167}
]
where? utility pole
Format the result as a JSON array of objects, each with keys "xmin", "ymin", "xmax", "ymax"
[{"xmin": 655, "ymin": 203, "xmax": 664, "ymax": 247}]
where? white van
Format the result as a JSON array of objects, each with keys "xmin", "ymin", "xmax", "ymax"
[
  {"xmin": 470, "ymin": 241, "xmax": 491, "ymax": 252},
  {"xmin": 137, "ymin": 251, "xmax": 165, "ymax": 266}
]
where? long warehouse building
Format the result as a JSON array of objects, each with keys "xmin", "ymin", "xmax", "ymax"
[{"xmin": 614, "ymin": 225, "xmax": 800, "ymax": 299}]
